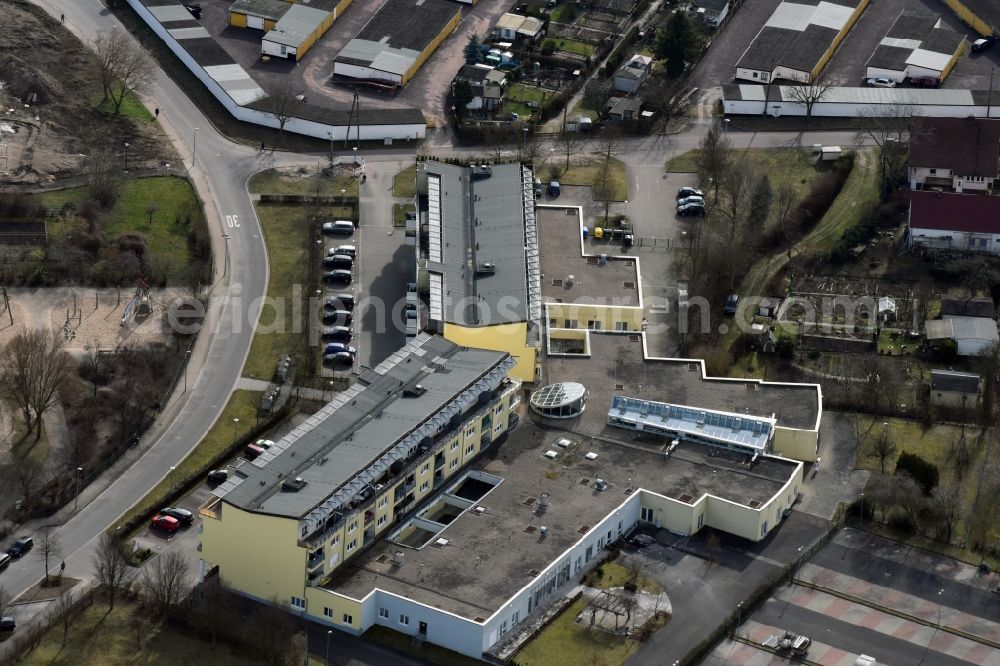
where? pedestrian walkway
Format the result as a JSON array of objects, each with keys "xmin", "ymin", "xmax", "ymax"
[{"xmin": 234, "ymin": 377, "xmax": 329, "ymax": 402}]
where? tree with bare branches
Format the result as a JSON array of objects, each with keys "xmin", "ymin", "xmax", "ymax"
[
  {"xmin": 261, "ymin": 81, "xmax": 305, "ymax": 135},
  {"xmin": 92, "ymin": 532, "xmax": 134, "ymax": 610},
  {"xmin": 558, "ymin": 130, "xmax": 582, "ymax": 172},
  {"xmin": 0, "ymin": 329, "xmax": 73, "ymax": 440},
  {"xmin": 0, "ymin": 585, "xmax": 12, "ymax": 621},
  {"xmin": 695, "ymin": 123, "xmax": 731, "ymax": 202},
  {"xmin": 37, "ymin": 527, "xmax": 63, "ymax": 586},
  {"xmin": 50, "ymin": 591, "xmax": 77, "ymax": 648},
  {"xmin": 142, "ymin": 550, "xmax": 189, "ymax": 616},
  {"xmin": 856, "ymin": 104, "xmax": 917, "ymax": 199},
  {"xmin": 868, "ymin": 426, "xmax": 897, "ymax": 474},
  {"xmin": 786, "ymin": 79, "xmax": 833, "ymax": 117},
  {"xmin": 930, "ymin": 483, "xmax": 962, "ymax": 543},
  {"xmin": 93, "ymin": 29, "xmax": 155, "ymax": 114}
]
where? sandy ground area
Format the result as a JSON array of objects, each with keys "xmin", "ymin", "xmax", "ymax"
[{"xmin": 0, "ymin": 287, "xmax": 186, "ymax": 352}]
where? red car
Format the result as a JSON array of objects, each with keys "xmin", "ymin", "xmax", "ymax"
[{"xmin": 151, "ymin": 514, "xmax": 180, "ymax": 533}]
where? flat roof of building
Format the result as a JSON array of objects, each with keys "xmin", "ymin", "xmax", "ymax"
[
  {"xmin": 866, "ymin": 11, "xmax": 964, "ymax": 74},
  {"xmin": 737, "ymin": 0, "xmax": 863, "ymax": 74},
  {"xmin": 549, "ymin": 333, "xmax": 821, "ymax": 431},
  {"xmin": 930, "ymin": 369, "xmax": 981, "ymax": 393},
  {"xmin": 537, "ymin": 207, "xmax": 640, "ymax": 307},
  {"xmin": 230, "ymin": 0, "xmax": 291, "ymax": 22},
  {"xmin": 422, "ymin": 161, "xmax": 534, "ymax": 327},
  {"xmin": 326, "ymin": 418, "xmax": 799, "ymax": 619},
  {"xmin": 333, "ymin": 0, "xmax": 461, "ymax": 76},
  {"xmin": 263, "ymin": 4, "xmax": 328, "ymax": 47},
  {"xmin": 215, "ymin": 334, "xmax": 510, "ymax": 518},
  {"xmin": 925, "ymin": 316, "xmax": 999, "ymax": 343}
]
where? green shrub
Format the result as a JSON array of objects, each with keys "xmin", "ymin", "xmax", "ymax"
[
  {"xmin": 541, "ymin": 40, "xmax": 556, "ymax": 56},
  {"xmin": 895, "ymin": 451, "xmax": 939, "ymax": 495}
]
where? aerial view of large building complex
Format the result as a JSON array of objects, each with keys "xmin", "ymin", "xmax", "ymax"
[{"xmin": 2, "ymin": 0, "xmax": 1000, "ymax": 664}]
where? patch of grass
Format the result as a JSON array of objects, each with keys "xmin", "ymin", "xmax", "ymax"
[
  {"xmin": 40, "ymin": 176, "xmax": 203, "ymax": 282},
  {"xmin": 562, "ymin": 157, "xmax": 629, "ymax": 201},
  {"xmin": 594, "ymin": 562, "xmax": 663, "ymax": 593},
  {"xmin": 554, "ymin": 38, "xmax": 596, "ymax": 56},
  {"xmin": 516, "ymin": 597, "xmax": 637, "ymax": 666},
  {"xmin": 248, "ymin": 169, "xmax": 358, "ymax": 197},
  {"xmin": 550, "ymin": 4, "xmax": 575, "ymax": 22},
  {"xmin": 807, "ymin": 151, "xmax": 880, "ymax": 253},
  {"xmin": 506, "ymin": 83, "xmax": 550, "ymax": 120},
  {"xmin": 19, "ymin": 596, "xmax": 259, "ymax": 666},
  {"xmin": 120, "ymin": 390, "xmax": 262, "ymax": 534},
  {"xmin": 243, "ymin": 203, "xmax": 348, "ymax": 380},
  {"xmin": 393, "ymin": 164, "xmax": 417, "ymax": 198},
  {"xmin": 667, "ymin": 148, "xmax": 820, "ymax": 207},
  {"xmin": 364, "ymin": 626, "xmax": 482, "ymax": 666},
  {"xmin": 393, "ymin": 203, "xmax": 415, "ymax": 228},
  {"xmin": 95, "ymin": 92, "xmax": 155, "ymax": 122},
  {"xmin": 571, "ymin": 96, "xmax": 601, "ymax": 122},
  {"xmin": 728, "ymin": 352, "xmax": 766, "ymax": 379}
]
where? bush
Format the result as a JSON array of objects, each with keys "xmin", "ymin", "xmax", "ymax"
[
  {"xmin": 541, "ymin": 40, "xmax": 556, "ymax": 56},
  {"xmin": 895, "ymin": 451, "xmax": 939, "ymax": 495},
  {"xmin": 887, "ymin": 511, "xmax": 917, "ymax": 535}
]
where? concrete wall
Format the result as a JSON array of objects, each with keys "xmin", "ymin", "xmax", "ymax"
[
  {"xmin": 546, "ymin": 303, "xmax": 644, "ymax": 332},
  {"xmin": 724, "ymin": 95, "xmax": 1000, "ymax": 118},
  {"xmin": 909, "ymin": 226, "xmax": 1000, "ymax": 254},
  {"xmin": 943, "ymin": 0, "xmax": 994, "ymax": 37},
  {"xmin": 403, "ymin": 9, "xmax": 462, "ymax": 85},
  {"xmin": 772, "ymin": 425, "xmax": 818, "ymax": 462}
]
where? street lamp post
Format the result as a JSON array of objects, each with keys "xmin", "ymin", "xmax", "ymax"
[
  {"xmin": 859, "ymin": 490, "xmax": 864, "ymax": 529},
  {"xmin": 74, "ymin": 466, "xmax": 83, "ymax": 510},
  {"xmin": 328, "ymin": 131, "xmax": 334, "ymax": 165},
  {"xmin": 232, "ymin": 417, "xmax": 240, "ymax": 456},
  {"xmin": 183, "ymin": 349, "xmax": 191, "ymax": 392},
  {"xmin": 192, "ymin": 127, "xmax": 199, "ymax": 167},
  {"xmin": 169, "ymin": 465, "xmax": 176, "ymax": 494},
  {"xmin": 920, "ymin": 588, "xmax": 945, "ymax": 663},
  {"xmin": 222, "ymin": 233, "xmax": 231, "ymax": 277},
  {"xmin": 123, "ymin": 142, "xmax": 130, "ymax": 172},
  {"xmin": 624, "ymin": 199, "xmax": 629, "ymax": 220},
  {"xmin": 325, "ymin": 629, "xmax": 333, "ymax": 666},
  {"xmin": 736, "ymin": 601, "xmax": 743, "ymax": 636}
]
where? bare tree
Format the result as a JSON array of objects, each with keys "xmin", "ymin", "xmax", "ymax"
[
  {"xmin": 558, "ymin": 129, "xmax": 582, "ymax": 173},
  {"xmin": 0, "ymin": 586, "xmax": 12, "ymax": 620},
  {"xmin": 597, "ymin": 130, "xmax": 623, "ymax": 221},
  {"xmin": 771, "ymin": 181, "xmax": 798, "ymax": 259},
  {"xmin": 786, "ymin": 79, "xmax": 833, "ymax": 117},
  {"xmin": 856, "ymin": 104, "xmax": 916, "ymax": 199},
  {"xmin": 37, "ymin": 527, "xmax": 64, "ymax": 586},
  {"xmin": 92, "ymin": 532, "xmax": 134, "ymax": 610},
  {"xmin": 27, "ymin": 332, "xmax": 73, "ymax": 440},
  {"xmin": 50, "ymin": 591, "xmax": 76, "ymax": 647},
  {"xmin": 93, "ymin": 29, "xmax": 155, "ymax": 114},
  {"xmin": 4, "ymin": 453, "xmax": 46, "ymax": 502},
  {"xmin": 889, "ymin": 473, "xmax": 925, "ymax": 531},
  {"xmin": 0, "ymin": 330, "xmax": 40, "ymax": 433},
  {"xmin": 930, "ymin": 483, "xmax": 962, "ymax": 543},
  {"xmin": 868, "ymin": 426, "xmax": 897, "ymax": 474},
  {"xmin": 518, "ymin": 129, "xmax": 542, "ymax": 165},
  {"xmin": 262, "ymin": 81, "xmax": 305, "ymax": 135},
  {"xmin": 695, "ymin": 123, "xmax": 731, "ymax": 202},
  {"xmin": 86, "ymin": 150, "xmax": 122, "ymax": 208},
  {"xmin": 251, "ymin": 596, "xmax": 299, "ymax": 665},
  {"xmin": 720, "ymin": 158, "xmax": 754, "ymax": 239},
  {"xmin": 81, "ymin": 342, "xmax": 103, "ymax": 397},
  {"xmin": 142, "ymin": 550, "xmax": 189, "ymax": 615}
]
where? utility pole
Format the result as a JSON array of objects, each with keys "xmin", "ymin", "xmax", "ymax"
[
  {"xmin": 2, "ymin": 287, "xmax": 12, "ymax": 325},
  {"xmin": 988, "ymin": 69, "xmax": 995, "ymax": 119}
]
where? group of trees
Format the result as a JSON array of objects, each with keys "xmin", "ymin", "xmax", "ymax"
[
  {"xmin": 0, "ymin": 330, "xmax": 73, "ymax": 441},
  {"xmin": 653, "ymin": 12, "xmax": 701, "ymax": 79},
  {"xmin": 93, "ymin": 29, "xmax": 154, "ymax": 115}
]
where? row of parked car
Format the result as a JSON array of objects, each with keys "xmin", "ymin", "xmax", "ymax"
[
  {"xmin": 149, "ymin": 507, "xmax": 195, "ymax": 533},
  {"xmin": 676, "ymin": 186, "xmax": 706, "ymax": 217},
  {"xmin": 320, "ymin": 220, "xmax": 359, "ymax": 369}
]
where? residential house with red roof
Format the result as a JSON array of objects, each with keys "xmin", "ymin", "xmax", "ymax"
[
  {"xmin": 908, "ymin": 190, "xmax": 1000, "ymax": 253},
  {"xmin": 908, "ymin": 116, "xmax": 1000, "ymax": 193}
]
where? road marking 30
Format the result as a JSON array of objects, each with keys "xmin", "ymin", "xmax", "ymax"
[{"xmin": 226, "ymin": 214, "xmax": 240, "ymax": 228}]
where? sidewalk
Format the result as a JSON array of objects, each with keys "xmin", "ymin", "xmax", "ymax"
[{"xmin": 234, "ymin": 377, "xmax": 329, "ymax": 402}]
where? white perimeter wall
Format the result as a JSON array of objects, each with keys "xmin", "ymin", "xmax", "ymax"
[
  {"xmin": 125, "ymin": 0, "xmax": 425, "ymax": 141},
  {"xmin": 724, "ymin": 97, "xmax": 1000, "ymax": 118},
  {"xmin": 333, "ymin": 61, "xmax": 403, "ymax": 86}
]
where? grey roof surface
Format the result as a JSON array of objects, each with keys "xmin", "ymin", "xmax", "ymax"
[
  {"xmin": 229, "ymin": 0, "xmax": 291, "ymax": 21},
  {"xmin": 866, "ymin": 11, "xmax": 964, "ymax": 73},
  {"xmin": 925, "ymin": 316, "xmax": 1000, "ymax": 343},
  {"xmin": 424, "ymin": 161, "xmax": 530, "ymax": 326},
  {"xmin": 693, "ymin": 0, "xmax": 729, "ymax": 12},
  {"xmin": 955, "ymin": 0, "xmax": 1000, "ymax": 34},
  {"xmin": 328, "ymin": 420, "xmax": 799, "ymax": 618},
  {"xmin": 218, "ymin": 335, "xmax": 508, "ymax": 518},
  {"xmin": 245, "ymin": 98, "xmax": 425, "ymax": 126},
  {"xmin": 930, "ymin": 369, "xmax": 981, "ymax": 393},
  {"xmin": 333, "ymin": 0, "xmax": 461, "ymax": 72},
  {"xmin": 263, "ymin": 4, "xmax": 329, "ymax": 47},
  {"xmin": 737, "ymin": 24, "xmax": 839, "ymax": 74},
  {"xmin": 940, "ymin": 297, "xmax": 996, "ymax": 319},
  {"xmin": 548, "ymin": 333, "xmax": 821, "ymax": 431}
]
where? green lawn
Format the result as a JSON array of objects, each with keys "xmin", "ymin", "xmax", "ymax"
[
  {"xmin": 95, "ymin": 92, "xmax": 155, "ymax": 122},
  {"xmin": 516, "ymin": 597, "xmax": 637, "ymax": 666},
  {"xmin": 248, "ymin": 169, "xmax": 358, "ymax": 197},
  {"xmin": 552, "ymin": 38, "xmax": 596, "ymax": 57},
  {"xmin": 40, "ymin": 176, "xmax": 203, "ymax": 282},
  {"xmin": 364, "ymin": 626, "xmax": 482, "ymax": 666},
  {"xmin": 393, "ymin": 164, "xmax": 417, "ymax": 198},
  {"xmin": 593, "ymin": 562, "xmax": 663, "ymax": 593},
  {"xmin": 562, "ymin": 157, "xmax": 629, "ymax": 201},
  {"xmin": 550, "ymin": 4, "xmax": 575, "ymax": 22},
  {"xmin": 393, "ymin": 203, "xmax": 415, "ymax": 228},
  {"xmin": 243, "ymin": 202, "xmax": 348, "ymax": 380},
  {"xmin": 807, "ymin": 150, "xmax": 880, "ymax": 253},
  {"xmin": 20, "ymin": 598, "xmax": 258, "ymax": 666},
  {"xmin": 119, "ymin": 390, "xmax": 262, "ymax": 535},
  {"xmin": 506, "ymin": 83, "xmax": 549, "ymax": 120}
]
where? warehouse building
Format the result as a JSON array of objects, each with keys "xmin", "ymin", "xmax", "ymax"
[
  {"xmin": 735, "ymin": 0, "xmax": 869, "ymax": 83},
  {"xmin": 332, "ymin": 0, "xmax": 463, "ymax": 87},
  {"xmin": 228, "ymin": 0, "xmax": 288, "ymax": 31},
  {"xmin": 414, "ymin": 160, "xmax": 542, "ymax": 382},
  {"xmin": 942, "ymin": 0, "xmax": 1000, "ymax": 38},
  {"xmin": 229, "ymin": 0, "xmax": 352, "ymax": 62},
  {"xmin": 865, "ymin": 11, "xmax": 964, "ymax": 84},
  {"xmin": 723, "ymin": 84, "xmax": 1000, "ymax": 117}
]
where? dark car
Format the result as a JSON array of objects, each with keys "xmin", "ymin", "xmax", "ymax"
[
  {"xmin": 676, "ymin": 187, "xmax": 704, "ymax": 200},
  {"xmin": 323, "ymin": 310, "xmax": 353, "ymax": 326},
  {"xmin": 547, "ymin": 181, "xmax": 561, "ymax": 197},
  {"xmin": 8, "ymin": 537, "xmax": 32, "ymax": 558},
  {"xmin": 724, "ymin": 294, "xmax": 740, "ymax": 316},
  {"xmin": 0, "ymin": 616, "xmax": 14, "ymax": 633},
  {"xmin": 326, "ymin": 294, "xmax": 355, "ymax": 311},
  {"xmin": 207, "ymin": 469, "xmax": 228, "ymax": 484},
  {"xmin": 676, "ymin": 203, "xmax": 706, "ymax": 217},
  {"xmin": 323, "ymin": 270, "xmax": 352, "ymax": 284},
  {"xmin": 677, "ymin": 195, "xmax": 705, "ymax": 207},
  {"xmin": 331, "ymin": 244, "xmax": 357, "ymax": 257},
  {"xmin": 973, "ymin": 35, "xmax": 998, "ymax": 53},
  {"xmin": 324, "ymin": 343, "xmax": 356, "ymax": 356},
  {"xmin": 0, "ymin": 552, "xmax": 11, "ymax": 572},
  {"xmin": 150, "ymin": 515, "xmax": 181, "ymax": 533},
  {"xmin": 322, "ymin": 254, "xmax": 353, "ymax": 270},
  {"xmin": 906, "ymin": 76, "xmax": 939, "ymax": 88},
  {"xmin": 323, "ymin": 352, "xmax": 355, "ymax": 368},
  {"xmin": 159, "ymin": 507, "xmax": 194, "ymax": 526},
  {"xmin": 322, "ymin": 326, "xmax": 352, "ymax": 342}
]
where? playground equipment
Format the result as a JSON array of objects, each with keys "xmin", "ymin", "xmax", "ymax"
[{"xmin": 121, "ymin": 277, "xmax": 151, "ymax": 327}]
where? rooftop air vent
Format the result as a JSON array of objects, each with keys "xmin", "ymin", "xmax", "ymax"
[
  {"xmin": 523, "ymin": 525, "xmax": 538, "ymax": 534},
  {"xmin": 527, "ymin": 568, "xmax": 541, "ymax": 577},
  {"xmin": 579, "ymin": 478, "xmax": 591, "ymax": 486},
  {"xmin": 282, "ymin": 476, "xmax": 307, "ymax": 492},
  {"xmin": 523, "ymin": 496, "xmax": 537, "ymax": 506},
  {"xmin": 473, "ymin": 505, "xmax": 487, "ymax": 515},
  {"xmin": 577, "ymin": 525, "xmax": 590, "ymax": 535},
  {"xmin": 433, "ymin": 538, "xmax": 450, "ymax": 547},
  {"xmin": 376, "ymin": 553, "xmax": 390, "ymax": 563}
]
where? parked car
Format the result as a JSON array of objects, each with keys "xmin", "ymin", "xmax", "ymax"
[
  {"xmin": 256, "ymin": 439, "xmax": 275, "ymax": 450},
  {"xmin": 8, "ymin": 537, "xmax": 32, "ymax": 559},
  {"xmin": 151, "ymin": 515, "xmax": 181, "ymax": 533},
  {"xmin": 323, "ymin": 310, "xmax": 353, "ymax": 326},
  {"xmin": 207, "ymin": 469, "xmax": 228, "ymax": 484},
  {"xmin": 322, "ymin": 326, "xmax": 352, "ymax": 342},
  {"xmin": 324, "ymin": 343, "xmax": 356, "ymax": 356},
  {"xmin": 906, "ymin": 76, "xmax": 939, "ymax": 88},
  {"xmin": 323, "ymin": 270, "xmax": 352, "ymax": 284},
  {"xmin": 676, "ymin": 187, "xmax": 704, "ymax": 200},
  {"xmin": 724, "ymin": 294, "xmax": 740, "ymax": 315},
  {"xmin": 0, "ymin": 552, "xmax": 11, "ymax": 573},
  {"xmin": 326, "ymin": 294, "xmax": 354, "ymax": 311},
  {"xmin": 331, "ymin": 244, "xmax": 357, "ymax": 257},
  {"xmin": 323, "ymin": 254, "xmax": 354, "ymax": 270},
  {"xmin": 321, "ymin": 220, "xmax": 355, "ymax": 235},
  {"xmin": 533, "ymin": 178, "xmax": 543, "ymax": 196},
  {"xmin": 973, "ymin": 35, "xmax": 998, "ymax": 53},
  {"xmin": 324, "ymin": 351, "xmax": 355, "ymax": 367},
  {"xmin": 548, "ymin": 181, "xmax": 561, "ymax": 197},
  {"xmin": 866, "ymin": 77, "xmax": 896, "ymax": 88},
  {"xmin": 159, "ymin": 507, "xmax": 194, "ymax": 525},
  {"xmin": 244, "ymin": 443, "xmax": 265, "ymax": 460},
  {"xmin": 0, "ymin": 616, "xmax": 14, "ymax": 633},
  {"xmin": 676, "ymin": 202, "xmax": 706, "ymax": 217},
  {"xmin": 677, "ymin": 195, "xmax": 705, "ymax": 207}
]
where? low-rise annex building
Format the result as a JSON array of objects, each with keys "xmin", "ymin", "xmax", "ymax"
[{"xmin": 864, "ymin": 10, "xmax": 964, "ymax": 84}]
